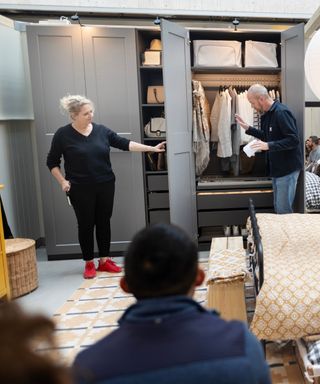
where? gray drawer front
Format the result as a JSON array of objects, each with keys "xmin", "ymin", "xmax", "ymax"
[
  {"xmin": 149, "ymin": 210, "xmax": 170, "ymax": 224},
  {"xmin": 147, "ymin": 175, "xmax": 168, "ymax": 191},
  {"xmin": 198, "ymin": 208, "xmax": 274, "ymax": 227},
  {"xmin": 148, "ymin": 192, "xmax": 170, "ymax": 209},
  {"xmin": 197, "ymin": 190, "xmax": 273, "ymax": 210}
]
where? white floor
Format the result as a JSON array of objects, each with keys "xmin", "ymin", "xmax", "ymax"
[
  {"xmin": 16, "ymin": 247, "xmax": 86, "ymax": 316},
  {"xmin": 16, "ymin": 248, "xmax": 209, "ymax": 317}
]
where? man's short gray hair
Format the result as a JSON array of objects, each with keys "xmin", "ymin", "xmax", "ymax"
[{"xmin": 247, "ymin": 84, "xmax": 269, "ymax": 98}]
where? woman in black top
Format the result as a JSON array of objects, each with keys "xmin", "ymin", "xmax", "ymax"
[{"xmin": 47, "ymin": 95, "xmax": 165, "ymax": 279}]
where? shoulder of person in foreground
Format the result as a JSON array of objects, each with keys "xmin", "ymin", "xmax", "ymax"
[{"xmin": 242, "ymin": 324, "xmax": 271, "ymax": 384}]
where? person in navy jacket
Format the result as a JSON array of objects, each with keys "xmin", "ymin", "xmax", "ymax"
[
  {"xmin": 236, "ymin": 84, "xmax": 303, "ymax": 214},
  {"xmin": 73, "ymin": 223, "xmax": 271, "ymax": 384}
]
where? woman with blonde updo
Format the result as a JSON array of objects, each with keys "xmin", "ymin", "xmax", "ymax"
[{"xmin": 47, "ymin": 95, "xmax": 165, "ymax": 279}]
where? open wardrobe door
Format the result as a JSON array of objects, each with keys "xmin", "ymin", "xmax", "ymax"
[
  {"xmin": 161, "ymin": 19, "xmax": 198, "ymax": 242},
  {"xmin": 281, "ymin": 23, "xmax": 305, "ymax": 213}
]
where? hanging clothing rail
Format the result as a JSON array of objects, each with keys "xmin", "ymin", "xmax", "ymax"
[{"xmin": 193, "ymin": 73, "xmax": 281, "ymax": 88}]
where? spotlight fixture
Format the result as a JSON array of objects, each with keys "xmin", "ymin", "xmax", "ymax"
[
  {"xmin": 232, "ymin": 18, "xmax": 240, "ymax": 31},
  {"xmin": 154, "ymin": 16, "xmax": 161, "ymax": 26},
  {"xmin": 70, "ymin": 12, "xmax": 83, "ymax": 26}
]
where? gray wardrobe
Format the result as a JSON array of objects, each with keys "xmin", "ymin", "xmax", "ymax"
[{"xmin": 26, "ymin": 20, "xmax": 305, "ymax": 258}]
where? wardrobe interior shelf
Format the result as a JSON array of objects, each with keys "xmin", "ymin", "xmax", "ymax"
[
  {"xmin": 191, "ymin": 67, "xmax": 281, "ymax": 74},
  {"xmin": 139, "ymin": 66, "xmax": 162, "ymax": 70},
  {"xmin": 143, "ymin": 137, "xmax": 166, "ymax": 141},
  {"xmin": 142, "ymin": 103, "xmax": 164, "ymax": 107},
  {"xmin": 145, "ymin": 171, "xmax": 168, "ymax": 175}
]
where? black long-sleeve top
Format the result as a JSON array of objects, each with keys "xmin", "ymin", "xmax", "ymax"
[
  {"xmin": 246, "ymin": 100, "xmax": 303, "ymax": 177},
  {"xmin": 47, "ymin": 123, "xmax": 130, "ymax": 184}
]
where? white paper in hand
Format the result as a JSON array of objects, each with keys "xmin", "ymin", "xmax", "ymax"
[{"xmin": 243, "ymin": 139, "xmax": 259, "ymax": 158}]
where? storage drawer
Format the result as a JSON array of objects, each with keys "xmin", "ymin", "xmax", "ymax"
[
  {"xmin": 147, "ymin": 175, "xmax": 168, "ymax": 191},
  {"xmin": 148, "ymin": 192, "xmax": 170, "ymax": 209},
  {"xmin": 149, "ymin": 210, "xmax": 170, "ymax": 224},
  {"xmin": 197, "ymin": 189, "xmax": 273, "ymax": 210},
  {"xmin": 198, "ymin": 208, "xmax": 274, "ymax": 227}
]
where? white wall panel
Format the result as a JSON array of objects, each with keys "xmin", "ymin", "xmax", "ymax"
[{"xmin": 0, "ymin": 19, "xmax": 33, "ymax": 120}]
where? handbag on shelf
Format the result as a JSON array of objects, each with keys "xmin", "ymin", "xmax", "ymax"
[
  {"xmin": 147, "ymin": 86, "xmax": 164, "ymax": 104},
  {"xmin": 146, "ymin": 153, "xmax": 157, "ymax": 171},
  {"xmin": 146, "ymin": 152, "xmax": 167, "ymax": 171},
  {"xmin": 157, "ymin": 152, "xmax": 167, "ymax": 171},
  {"xmin": 144, "ymin": 117, "xmax": 166, "ymax": 138}
]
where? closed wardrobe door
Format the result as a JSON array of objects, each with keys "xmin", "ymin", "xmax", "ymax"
[
  {"xmin": 82, "ymin": 27, "xmax": 145, "ymax": 252},
  {"xmin": 281, "ymin": 23, "xmax": 305, "ymax": 213},
  {"xmin": 27, "ymin": 25, "xmax": 86, "ymax": 258}
]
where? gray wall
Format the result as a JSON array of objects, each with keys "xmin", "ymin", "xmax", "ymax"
[{"xmin": 0, "ymin": 17, "xmax": 42, "ymax": 240}]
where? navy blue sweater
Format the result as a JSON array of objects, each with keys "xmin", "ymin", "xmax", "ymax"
[
  {"xmin": 47, "ymin": 123, "xmax": 130, "ymax": 184},
  {"xmin": 246, "ymin": 100, "xmax": 303, "ymax": 177},
  {"xmin": 73, "ymin": 296, "xmax": 271, "ymax": 384}
]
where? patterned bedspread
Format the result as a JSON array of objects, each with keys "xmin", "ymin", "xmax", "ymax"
[{"xmin": 249, "ymin": 213, "xmax": 320, "ymax": 341}]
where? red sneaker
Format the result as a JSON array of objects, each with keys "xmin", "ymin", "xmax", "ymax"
[
  {"xmin": 96, "ymin": 258, "xmax": 122, "ymax": 273},
  {"xmin": 83, "ymin": 261, "xmax": 96, "ymax": 279}
]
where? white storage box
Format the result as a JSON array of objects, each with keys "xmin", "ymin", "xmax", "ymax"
[
  {"xmin": 193, "ymin": 40, "xmax": 242, "ymax": 67},
  {"xmin": 245, "ymin": 40, "xmax": 278, "ymax": 67}
]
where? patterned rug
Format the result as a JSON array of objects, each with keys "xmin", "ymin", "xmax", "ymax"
[{"xmin": 53, "ymin": 260, "xmax": 307, "ymax": 383}]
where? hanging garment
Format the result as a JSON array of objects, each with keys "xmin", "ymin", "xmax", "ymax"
[
  {"xmin": 237, "ymin": 91, "xmax": 254, "ymax": 144},
  {"xmin": 192, "ymin": 80, "xmax": 211, "ymax": 176},
  {"xmin": 210, "ymin": 91, "xmax": 223, "ymax": 142},
  {"xmin": 217, "ymin": 90, "xmax": 232, "ymax": 158}
]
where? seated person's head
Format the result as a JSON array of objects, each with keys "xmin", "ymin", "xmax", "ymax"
[
  {"xmin": 0, "ymin": 301, "xmax": 72, "ymax": 384},
  {"xmin": 120, "ymin": 223, "xmax": 204, "ymax": 299},
  {"xmin": 309, "ymin": 135, "xmax": 318, "ymax": 149}
]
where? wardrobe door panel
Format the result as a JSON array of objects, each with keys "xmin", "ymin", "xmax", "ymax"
[
  {"xmin": 27, "ymin": 25, "xmax": 85, "ymax": 257},
  {"xmin": 82, "ymin": 27, "xmax": 145, "ymax": 252},
  {"xmin": 161, "ymin": 19, "xmax": 198, "ymax": 242},
  {"xmin": 281, "ymin": 23, "xmax": 305, "ymax": 213}
]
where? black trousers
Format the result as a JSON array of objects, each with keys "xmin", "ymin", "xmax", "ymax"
[{"xmin": 69, "ymin": 181, "xmax": 115, "ymax": 261}]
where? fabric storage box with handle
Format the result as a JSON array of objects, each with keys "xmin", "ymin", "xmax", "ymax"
[
  {"xmin": 193, "ymin": 40, "xmax": 242, "ymax": 67},
  {"xmin": 245, "ymin": 40, "xmax": 278, "ymax": 67},
  {"xmin": 147, "ymin": 85, "xmax": 164, "ymax": 104}
]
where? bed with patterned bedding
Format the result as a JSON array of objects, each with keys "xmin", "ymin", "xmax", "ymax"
[{"xmin": 247, "ymin": 212, "xmax": 320, "ymax": 341}]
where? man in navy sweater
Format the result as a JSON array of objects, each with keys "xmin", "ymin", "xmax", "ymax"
[
  {"xmin": 73, "ymin": 223, "xmax": 271, "ymax": 384},
  {"xmin": 236, "ymin": 84, "xmax": 303, "ymax": 214}
]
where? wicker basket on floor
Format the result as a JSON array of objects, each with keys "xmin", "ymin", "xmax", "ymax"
[{"xmin": 5, "ymin": 238, "xmax": 38, "ymax": 298}]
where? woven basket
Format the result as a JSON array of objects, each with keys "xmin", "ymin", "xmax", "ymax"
[{"xmin": 5, "ymin": 238, "xmax": 38, "ymax": 298}]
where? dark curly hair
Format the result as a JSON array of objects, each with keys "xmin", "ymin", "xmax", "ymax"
[{"xmin": 124, "ymin": 223, "xmax": 198, "ymax": 299}]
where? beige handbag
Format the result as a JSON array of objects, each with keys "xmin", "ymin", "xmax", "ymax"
[{"xmin": 147, "ymin": 86, "xmax": 164, "ymax": 104}]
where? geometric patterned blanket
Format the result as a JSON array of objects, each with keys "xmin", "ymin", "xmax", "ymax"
[{"xmin": 248, "ymin": 213, "xmax": 320, "ymax": 341}]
